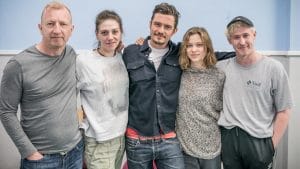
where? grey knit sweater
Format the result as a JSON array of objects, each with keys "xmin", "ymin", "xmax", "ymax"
[{"xmin": 176, "ymin": 66, "xmax": 225, "ymax": 159}]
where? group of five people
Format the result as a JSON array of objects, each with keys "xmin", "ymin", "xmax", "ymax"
[{"xmin": 0, "ymin": 1, "xmax": 292, "ymax": 169}]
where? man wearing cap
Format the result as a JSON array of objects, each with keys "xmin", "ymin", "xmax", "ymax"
[{"xmin": 217, "ymin": 16, "xmax": 293, "ymax": 169}]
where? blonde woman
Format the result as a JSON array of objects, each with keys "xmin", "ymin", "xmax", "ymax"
[{"xmin": 176, "ymin": 27, "xmax": 225, "ymax": 169}]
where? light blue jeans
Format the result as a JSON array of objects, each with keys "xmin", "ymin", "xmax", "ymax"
[
  {"xmin": 125, "ymin": 137, "xmax": 184, "ymax": 169},
  {"xmin": 20, "ymin": 139, "xmax": 84, "ymax": 169}
]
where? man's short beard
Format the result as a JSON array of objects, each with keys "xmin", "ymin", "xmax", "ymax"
[{"xmin": 152, "ymin": 39, "xmax": 165, "ymax": 46}]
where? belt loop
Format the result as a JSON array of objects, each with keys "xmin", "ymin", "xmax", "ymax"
[
  {"xmin": 235, "ymin": 127, "xmax": 239, "ymax": 136},
  {"xmin": 137, "ymin": 138, "xmax": 140, "ymax": 144},
  {"xmin": 60, "ymin": 151, "xmax": 67, "ymax": 156}
]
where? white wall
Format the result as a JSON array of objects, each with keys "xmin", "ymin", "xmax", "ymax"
[{"xmin": 287, "ymin": 56, "xmax": 300, "ymax": 169}]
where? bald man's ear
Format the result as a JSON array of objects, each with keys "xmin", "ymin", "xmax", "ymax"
[
  {"xmin": 38, "ymin": 24, "xmax": 42, "ymax": 31},
  {"xmin": 38, "ymin": 24, "xmax": 43, "ymax": 35}
]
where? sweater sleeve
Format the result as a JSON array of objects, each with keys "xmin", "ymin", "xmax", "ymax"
[
  {"xmin": 0, "ymin": 59, "xmax": 37, "ymax": 158},
  {"xmin": 215, "ymin": 51, "xmax": 236, "ymax": 61}
]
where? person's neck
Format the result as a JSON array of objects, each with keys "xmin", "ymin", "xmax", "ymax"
[
  {"xmin": 191, "ymin": 62, "xmax": 206, "ymax": 70},
  {"xmin": 36, "ymin": 43, "xmax": 64, "ymax": 57},
  {"xmin": 236, "ymin": 51, "xmax": 262, "ymax": 66},
  {"xmin": 97, "ymin": 48, "xmax": 115, "ymax": 57},
  {"xmin": 149, "ymin": 40, "xmax": 168, "ymax": 50}
]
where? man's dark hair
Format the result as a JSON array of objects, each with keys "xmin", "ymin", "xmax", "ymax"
[{"xmin": 151, "ymin": 3, "xmax": 180, "ymax": 29}]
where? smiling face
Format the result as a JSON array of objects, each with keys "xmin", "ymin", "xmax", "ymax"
[
  {"xmin": 96, "ymin": 19, "xmax": 122, "ymax": 55},
  {"xmin": 149, "ymin": 13, "xmax": 177, "ymax": 49},
  {"xmin": 179, "ymin": 27, "xmax": 216, "ymax": 70},
  {"xmin": 38, "ymin": 7, "xmax": 73, "ymax": 52},
  {"xmin": 228, "ymin": 25, "xmax": 256, "ymax": 58},
  {"xmin": 186, "ymin": 34, "xmax": 206, "ymax": 67}
]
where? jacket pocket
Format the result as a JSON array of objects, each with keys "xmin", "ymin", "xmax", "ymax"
[
  {"xmin": 127, "ymin": 61, "xmax": 154, "ymax": 82},
  {"xmin": 160, "ymin": 59, "xmax": 181, "ymax": 82}
]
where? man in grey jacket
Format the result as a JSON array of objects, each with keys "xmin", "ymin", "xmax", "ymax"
[{"xmin": 0, "ymin": 1, "xmax": 82, "ymax": 169}]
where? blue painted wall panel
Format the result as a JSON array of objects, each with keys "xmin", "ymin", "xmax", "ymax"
[{"xmin": 0, "ymin": 0, "xmax": 296, "ymax": 51}]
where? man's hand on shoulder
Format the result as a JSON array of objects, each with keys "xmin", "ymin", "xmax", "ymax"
[{"xmin": 135, "ymin": 37, "xmax": 145, "ymax": 45}]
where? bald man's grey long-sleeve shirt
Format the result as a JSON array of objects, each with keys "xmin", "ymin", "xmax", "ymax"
[{"xmin": 0, "ymin": 45, "xmax": 82, "ymax": 158}]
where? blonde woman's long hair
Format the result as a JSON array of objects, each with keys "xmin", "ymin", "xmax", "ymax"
[{"xmin": 179, "ymin": 27, "xmax": 217, "ymax": 70}]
